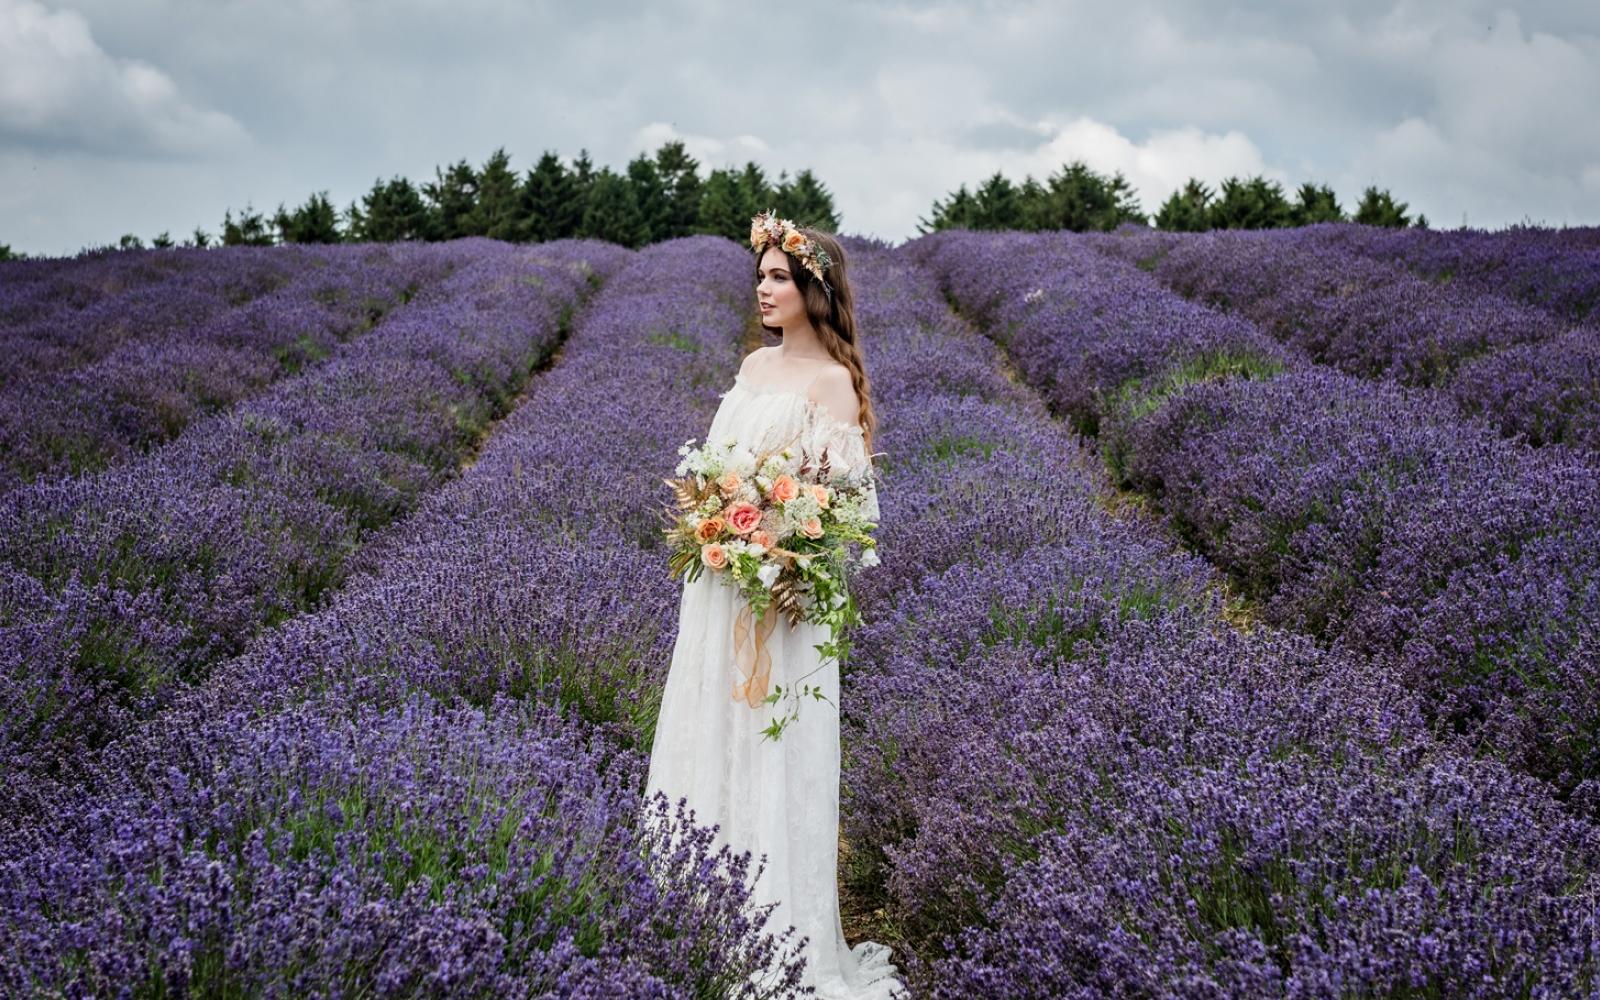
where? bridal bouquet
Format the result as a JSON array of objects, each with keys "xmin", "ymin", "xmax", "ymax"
[{"xmin": 662, "ymin": 432, "xmax": 879, "ymax": 742}]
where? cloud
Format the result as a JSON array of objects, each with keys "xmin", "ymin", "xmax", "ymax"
[
  {"xmin": 0, "ymin": 0, "xmax": 248, "ymax": 157},
  {"xmin": 2, "ymin": 0, "xmax": 1598, "ymax": 254}
]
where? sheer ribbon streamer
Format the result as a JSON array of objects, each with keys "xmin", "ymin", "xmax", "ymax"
[{"xmin": 731, "ymin": 601, "xmax": 780, "ymax": 708}]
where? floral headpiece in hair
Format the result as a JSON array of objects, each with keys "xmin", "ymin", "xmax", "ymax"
[{"xmin": 749, "ymin": 208, "xmax": 833, "ymax": 298}]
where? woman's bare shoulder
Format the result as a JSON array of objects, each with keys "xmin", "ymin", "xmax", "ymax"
[{"xmin": 739, "ymin": 346, "xmax": 773, "ymax": 377}]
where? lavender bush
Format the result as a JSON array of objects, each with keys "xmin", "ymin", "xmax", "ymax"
[
  {"xmin": 913, "ymin": 227, "xmax": 1600, "ymax": 808},
  {"xmin": 0, "ymin": 237, "xmax": 811, "ymax": 997},
  {"xmin": 0, "ymin": 244, "xmax": 309, "ymax": 389},
  {"xmin": 0, "ymin": 242, "xmax": 462, "ymax": 486},
  {"xmin": 0, "ymin": 238, "xmax": 628, "ymax": 797},
  {"xmin": 839, "ymin": 235, "xmax": 1600, "ymax": 996},
  {"xmin": 1087, "ymin": 224, "xmax": 1600, "ymax": 455}
]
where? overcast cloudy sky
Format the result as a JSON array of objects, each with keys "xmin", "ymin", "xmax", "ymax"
[{"xmin": 2, "ymin": 0, "xmax": 1597, "ymax": 256}]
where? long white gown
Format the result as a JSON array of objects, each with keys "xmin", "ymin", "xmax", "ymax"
[{"xmin": 644, "ymin": 372, "xmax": 905, "ymax": 999}]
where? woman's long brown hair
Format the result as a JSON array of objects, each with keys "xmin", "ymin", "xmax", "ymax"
[{"xmin": 758, "ymin": 229, "xmax": 877, "ymax": 460}]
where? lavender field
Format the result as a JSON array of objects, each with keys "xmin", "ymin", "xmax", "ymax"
[{"xmin": 2, "ymin": 229, "xmax": 1598, "ymax": 997}]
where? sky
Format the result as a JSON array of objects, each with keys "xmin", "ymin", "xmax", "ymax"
[{"xmin": 2, "ymin": 0, "xmax": 1597, "ymax": 257}]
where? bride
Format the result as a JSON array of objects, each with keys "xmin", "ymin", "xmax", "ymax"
[{"xmin": 643, "ymin": 213, "xmax": 905, "ymax": 999}]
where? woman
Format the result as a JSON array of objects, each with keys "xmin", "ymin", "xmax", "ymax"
[{"xmin": 643, "ymin": 212, "xmax": 903, "ymax": 998}]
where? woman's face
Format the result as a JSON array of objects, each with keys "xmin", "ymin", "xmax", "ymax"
[{"xmin": 756, "ymin": 247, "xmax": 803, "ymax": 329}]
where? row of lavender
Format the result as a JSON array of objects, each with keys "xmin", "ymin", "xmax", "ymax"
[
  {"xmin": 813, "ymin": 237, "xmax": 1600, "ymax": 996},
  {"xmin": 2, "ymin": 244, "xmax": 317, "ymax": 388},
  {"xmin": 1306, "ymin": 223, "xmax": 1600, "ymax": 455},
  {"xmin": 1, "ymin": 246, "xmax": 207, "ymax": 325},
  {"xmin": 0, "ymin": 237, "xmax": 807, "ymax": 997},
  {"xmin": 1093, "ymin": 224, "xmax": 1600, "ymax": 453},
  {"xmin": 1329, "ymin": 222, "xmax": 1600, "ymax": 325},
  {"xmin": 1, "ymin": 246, "xmax": 203, "ymax": 325},
  {"xmin": 0, "ymin": 238, "xmax": 625, "ymax": 808},
  {"xmin": 911, "ymin": 228, "xmax": 1600, "ymax": 809},
  {"xmin": 0, "ymin": 243, "xmax": 462, "ymax": 489}
]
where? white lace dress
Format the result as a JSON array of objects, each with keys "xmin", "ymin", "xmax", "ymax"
[{"xmin": 644, "ymin": 373, "xmax": 904, "ymax": 999}]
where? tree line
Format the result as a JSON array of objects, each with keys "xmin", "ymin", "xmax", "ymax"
[
  {"xmin": 34, "ymin": 141, "xmax": 840, "ymax": 255},
  {"xmin": 919, "ymin": 161, "xmax": 1424, "ymax": 233},
  {"xmin": 1, "ymin": 149, "xmax": 1438, "ymax": 261}
]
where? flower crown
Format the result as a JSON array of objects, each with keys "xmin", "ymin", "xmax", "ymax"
[{"xmin": 749, "ymin": 208, "xmax": 834, "ymax": 298}]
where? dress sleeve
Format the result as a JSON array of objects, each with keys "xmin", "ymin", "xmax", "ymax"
[{"xmin": 800, "ymin": 402, "xmax": 880, "ymax": 526}]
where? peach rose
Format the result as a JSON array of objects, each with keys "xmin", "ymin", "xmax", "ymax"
[
  {"xmin": 750, "ymin": 529, "xmax": 776, "ymax": 549},
  {"xmin": 725, "ymin": 501, "xmax": 762, "ymax": 535},
  {"xmin": 701, "ymin": 543, "xmax": 727, "ymax": 570},
  {"xmin": 717, "ymin": 470, "xmax": 743, "ymax": 495},
  {"xmin": 770, "ymin": 474, "xmax": 799, "ymax": 503},
  {"xmin": 801, "ymin": 516, "xmax": 824, "ymax": 539},
  {"xmin": 694, "ymin": 516, "xmax": 725, "ymax": 543},
  {"xmin": 809, "ymin": 483, "xmax": 830, "ymax": 508},
  {"xmin": 782, "ymin": 229, "xmax": 807, "ymax": 254}
]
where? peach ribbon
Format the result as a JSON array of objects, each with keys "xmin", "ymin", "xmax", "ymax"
[{"xmin": 731, "ymin": 601, "xmax": 780, "ymax": 708}]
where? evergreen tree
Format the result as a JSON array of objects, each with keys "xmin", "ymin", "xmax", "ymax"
[
  {"xmin": 1208, "ymin": 175, "xmax": 1295, "ymax": 229},
  {"xmin": 772, "ymin": 168, "xmax": 840, "ymax": 231},
  {"xmin": 654, "ymin": 140, "xmax": 703, "ymax": 240},
  {"xmin": 1017, "ymin": 176, "xmax": 1051, "ymax": 231},
  {"xmin": 918, "ymin": 182, "xmax": 978, "ymax": 232},
  {"xmin": 696, "ymin": 167, "xmax": 750, "ymax": 239},
  {"xmin": 738, "ymin": 161, "xmax": 774, "ymax": 219},
  {"xmin": 580, "ymin": 167, "xmax": 649, "ymax": 247},
  {"xmin": 1290, "ymin": 182, "xmax": 1346, "ymax": 225},
  {"xmin": 1354, "ymin": 185, "xmax": 1412, "ymax": 227},
  {"xmin": 972, "ymin": 171, "xmax": 1025, "ymax": 230},
  {"xmin": 523, "ymin": 151, "xmax": 580, "ymax": 241},
  {"xmin": 221, "ymin": 203, "xmax": 274, "ymax": 245},
  {"xmin": 117, "ymin": 234, "xmax": 145, "ymax": 250},
  {"xmin": 423, "ymin": 158, "xmax": 479, "ymax": 240},
  {"xmin": 570, "ymin": 148, "xmax": 597, "ymax": 215},
  {"xmin": 354, "ymin": 177, "xmax": 433, "ymax": 241},
  {"xmin": 626, "ymin": 152, "xmax": 672, "ymax": 244},
  {"xmin": 1155, "ymin": 178, "xmax": 1214, "ymax": 231},
  {"xmin": 464, "ymin": 147, "xmax": 524, "ymax": 241},
  {"xmin": 0, "ymin": 242, "xmax": 18, "ymax": 261},
  {"xmin": 273, "ymin": 190, "xmax": 341, "ymax": 243},
  {"xmin": 1038, "ymin": 160, "xmax": 1145, "ymax": 231},
  {"xmin": 151, "ymin": 231, "xmax": 175, "ymax": 248},
  {"xmin": 188, "ymin": 226, "xmax": 213, "ymax": 248}
]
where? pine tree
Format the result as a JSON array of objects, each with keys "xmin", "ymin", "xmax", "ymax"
[
  {"xmin": 738, "ymin": 162, "xmax": 774, "ymax": 221},
  {"xmin": 626, "ymin": 152, "xmax": 672, "ymax": 245},
  {"xmin": 1208, "ymin": 175, "xmax": 1294, "ymax": 229},
  {"xmin": 1354, "ymin": 185, "xmax": 1412, "ymax": 227},
  {"xmin": 355, "ymin": 177, "xmax": 432, "ymax": 242},
  {"xmin": 221, "ymin": 203, "xmax": 274, "ymax": 245},
  {"xmin": 273, "ymin": 191, "xmax": 342, "ymax": 243},
  {"xmin": 1155, "ymin": 179, "xmax": 1214, "ymax": 231},
  {"xmin": 1290, "ymin": 182, "xmax": 1345, "ymax": 225},
  {"xmin": 465, "ymin": 147, "xmax": 524, "ymax": 241},
  {"xmin": 696, "ymin": 168, "xmax": 749, "ymax": 239},
  {"xmin": 773, "ymin": 168, "xmax": 840, "ymax": 231},
  {"xmin": 973, "ymin": 171, "xmax": 1024, "ymax": 230},
  {"xmin": 423, "ymin": 159, "xmax": 479, "ymax": 240},
  {"xmin": 523, "ymin": 151, "xmax": 580, "ymax": 241},
  {"xmin": 919, "ymin": 183, "xmax": 977, "ymax": 232},
  {"xmin": 654, "ymin": 140, "xmax": 703, "ymax": 240},
  {"xmin": 580, "ymin": 167, "xmax": 649, "ymax": 247},
  {"xmin": 1039, "ymin": 161, "xmax": 1146, "ymax": 231},
  {"xmin": 151, "ymin": 231, "xmax": 175, "ymax": 248}
]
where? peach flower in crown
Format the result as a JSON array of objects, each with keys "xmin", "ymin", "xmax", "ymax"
[{"xmin": 749, "ymin": 208, "xmax": 834, "ymax": 297}]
